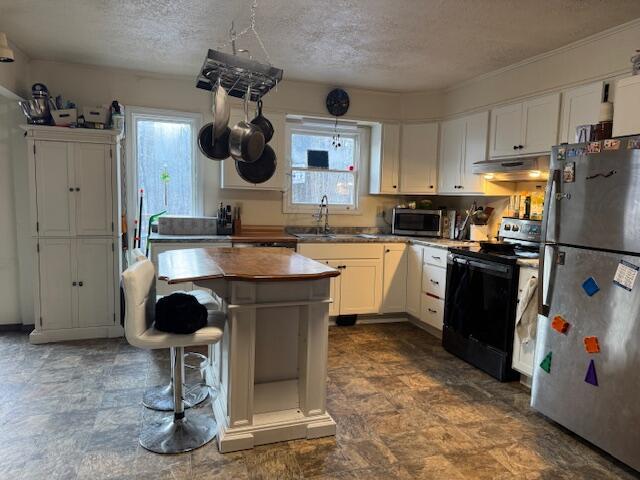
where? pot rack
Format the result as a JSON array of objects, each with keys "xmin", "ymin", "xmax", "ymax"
[{"xmin": 195, "ymin": 1, "xmax": 283, "ymax": 102}]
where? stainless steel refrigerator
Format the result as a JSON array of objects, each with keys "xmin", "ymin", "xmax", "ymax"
[{"xmin": 532, "ymin": 137, "xmax": 640, "ymax": 472}]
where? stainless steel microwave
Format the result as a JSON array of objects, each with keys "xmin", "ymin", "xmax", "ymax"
[{"xmin": 392, "ymin": 208, "xmax": 443, "ymax": 237}]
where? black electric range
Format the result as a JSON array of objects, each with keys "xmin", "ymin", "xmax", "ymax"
[{"xmin": 442, "ymin": 218, "xmax": 541, "ymax": 382}]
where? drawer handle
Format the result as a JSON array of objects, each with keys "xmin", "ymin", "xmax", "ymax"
[
  {"xmin": 432, "ymin": 256, "xmax": 441, "ymax": 260},
  {"xmin": 428, "ymin": 308, "xmax": 437, "ymax": 314},
  {"xmin": 430, "ymin": 279, "xmax": 439, "ymax": 285}
]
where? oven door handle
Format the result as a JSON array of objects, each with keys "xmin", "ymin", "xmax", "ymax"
[{"xmin": 452, "ymin": 256, "xmax": 510, "ymax": 274}]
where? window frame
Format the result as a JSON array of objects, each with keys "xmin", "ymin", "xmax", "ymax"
[
  {"xmin": 283, "ymin": 120, "xmax": 367, "ymax": 215},
  {"xmin": 125, "ymin": 106, "xmax": 203, "ymax": 247}
]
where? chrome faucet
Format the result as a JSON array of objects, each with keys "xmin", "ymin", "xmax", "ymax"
[{"xmin": 313, "ymin": 195, "xmax": 330, "ymax": 234}]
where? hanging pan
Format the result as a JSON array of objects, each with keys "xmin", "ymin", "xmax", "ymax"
[
  {"xmin": 212, "ymin": 79, "xmax": 230, "ymax": 138},
  {"xmin": 229, "ymin": 85, "xmax": 265, "ymax": 163},
  {"xmin": 235, "ymin": 144, "xmax": 276, "ymax": 184},
  {"xmin": 198, "ymin": 84, "xmax": 231, "ymax": 160},
  {"xmin": 250, "ymin": 99, "xmax": 274, "ymax": 143}
]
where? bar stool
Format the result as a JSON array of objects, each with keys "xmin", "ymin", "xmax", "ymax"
[
  {"xmin": 122, "ymin": 257, "xmax": 224, "ymax": 453},
  {"xmin": 130, "ymin": 248, "xmax": 217, "ymax": 411}
]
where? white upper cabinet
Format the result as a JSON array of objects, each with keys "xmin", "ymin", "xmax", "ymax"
[
  {"xmin": 369, "ymin": 123, "xmax": 400, "ymax": 194},
  {"xmin": 559, "ymin": 82, "xmax": 604, "ymax": 144},
  {"xmin": 439, "ymin": 111, "xmax": 488, "ymax": 195},
  {"xmin": 74, "ymin": 143, "xmax": 114, "ymax": 236},
  {"xmin": 399, "ymin": 122, "xmax": 438, "ymax": 194},
  {"xmin": 490, "ymin": 93, "xmax": 560, "ymax": 158},
  {"xmin": 220, "ymin": 108, "xmax": 286, "ymax": 190},
  {"xmin": 613, "ymin": 75, "xmax": 640, "ymax": 137}
]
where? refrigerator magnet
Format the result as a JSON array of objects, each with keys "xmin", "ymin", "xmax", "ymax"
[
  {"xmin": 613, "ymin": 260, "xmax": 639, "ymax": 291},
  {"xmin": 603, "ymin": 139, "xmax": 621, "ymax": 151},
  {"xmin": 551, "ymin": 315, "xmax": 570, "ymax": 334},
  {"xmin": 627, "ymin": 138, "xmax": 640, "ymax": 150},
  {"xmin": 587, "ymin": 142, "xmax": 601, "ymax": 154},
  {"xmin": 585, "ymin": 359, "xmax": 598, "ymax": 386},
  {"xmin": 582, "ymin": 277, "xmax": 600, "ymax": 297},
  {"xmin": 567, "ymin": 148, "xmax": 577, "ymax": 158},
  {"xmin": 539, "ymin": 352, "xmax": 552, "ymax": 374},
  {"xmin": 584, "ymin": 336, "xmax": 600, "ymax": 354},
  {"xmin": 563, "ymin": 162, "xmax": 575, "ymax": 183},
  {"xmin": 557, "ymin": 147, "xmax": 566, "ymax": 160}
]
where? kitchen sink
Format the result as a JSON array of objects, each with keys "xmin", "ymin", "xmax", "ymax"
[{"xmin": 293, "ymin": 233, "xmax": 380, "ymax": 240}]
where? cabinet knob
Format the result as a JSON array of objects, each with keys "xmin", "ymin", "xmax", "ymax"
[
  {"xmin": 72, "ymin": 281, "xmax": 77, "ymax": 286},
  {"xmin": 78, "ymin": 281, "xmax": 83, "ymax": 287},
  {"xmin": 69, "ymin": 187, "xmax": 74, "ymax": 192},
  {"xmin": 429, "ymin": 185, "xmax": 434, "ymax": 189},
  {"xmin": 385, "ymin": 249, "xmax": 390, "ymax": 253},
  {"xmin": 513, "ymin": 145, "xmax": 518, "ymax": 150},
  {"xmin": 75, "ymin": 187, "xmax": 80, "ymax": 192},
  {"xmin": 428, "ymin": 308, "xmax": 437, "ymax": 314},
  {"xmin": 392, "ymin": 185, "xmax": 397, "ymax": 189},
  {"xmin": 518, "ymin": 145, "xmax": 524, "ymax": 149}
]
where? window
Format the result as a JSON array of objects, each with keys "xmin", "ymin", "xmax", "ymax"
[
  {"xmin": 285, "ymin": 119, "xmax": 366, "ymax": 213},
  {"xmin": 126, "ymin": 108, "xmax": 202, "ymax": 249}
]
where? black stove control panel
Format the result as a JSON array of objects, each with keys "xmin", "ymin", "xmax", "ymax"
[{"xmin": 499, "ymin": 218, "xmax": 542, "ymax": 243}]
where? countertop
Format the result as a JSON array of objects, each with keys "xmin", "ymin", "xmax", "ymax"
[{"xmin": 158, "ymin": 247, "xmax": 340, "ymax": 284}]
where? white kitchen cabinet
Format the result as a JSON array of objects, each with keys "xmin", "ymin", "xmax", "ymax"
[
  {"xmin": 613, "ymin": 75, "xmax": 640, "ymax": 137},
  {"xmin": 559, "ymin": 82, "xmax": 604, "ymax": 144},
  {"xmin": 490, "ymin": 93, "xmax": 560, "ymax": 157},
  {"xmin": 339, "ymin": 259, "xmax": 383, "ymax": 315},
  {"xmin": 420, "ymin": 293, "xmax": 445, "ymax": 331},
  {"xmin": 149, "ymin": 241, "xmax": 232, "ymax": 295},
  {"xmin": 36, "ymin": 237, "xmax": 115, "ymax": 331},
  {"xmin": 422, "ymin": 263, "xmax": 446, "ymax": 299},
  {"xmin": 439, "ymin": 112, "xmax": 488, "ymax": 195},
  {"xmin": 220, "ymin": 108, "xmax": 286, "ymax": 190},
  {"xmin": 326, "ymin": 260, "xmax": 342, "ymax": 317},
  {"xmin": 405, "ymin": 244, "xmax": 423, "ymax": 318},
  {"xmin": 25, "ymin": 125, "xmax": 122, "ymax": 344},
  {"xmin": 381, "ymin": 243, "xmax": 407, "ymax": 313},
  {"xmin": 399, "ymin": 122, "xmax": 438, "ymax": 194},
  {"xmin": 369, "ymin": 123, "xmax": 400, "ymax": 194},
  {"xmin": 512, "ymin": 266, "xmax": 538, "ymax": 378},
  {"xmin": 33, "ymin": 140, "xmax": 113, "ymax": 237}
]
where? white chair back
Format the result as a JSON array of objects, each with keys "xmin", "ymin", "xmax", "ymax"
[{"xmin": 121, "ymin": 258, "xmax": 156, "ymax": 348}]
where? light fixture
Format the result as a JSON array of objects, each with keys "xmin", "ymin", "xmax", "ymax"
[
  {"xmin": 0, "ymin": 32, "xmax": 15, "ymax": 63},
  {"xmin": 528, "ymin": 170, "xmax": 541, "ymax": 178},
  {"xmin": 483, "ymin": 173, "xmax": 495, "ymax": 180}
]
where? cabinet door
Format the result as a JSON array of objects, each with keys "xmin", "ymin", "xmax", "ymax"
[
  {"xmin": 381, "ymin": 245, "xmax": 407, "ymax": 313},
  {"xmin": 74, "ymin": 143, "xmax": 113, "ymax": 236},
  {"xmin": 460, "ymin": 111, "xmax": 488, "ymax": 194},
  {"xmin": 221, "ymin": 109, "xmax": 285, "ymax": 190},
  {"xmin": 76, "ymin": 238, "xmax": 115, "ymax": 327},
  {"xmin": 379, "ymin": 123, "xmax": 400, "ymax": 193},
  {"xmin": 339, "ymin": 259, "xmax": 382, "ymax": 315},
  {"xmin": 521, "ymin": 93, "xmax": 560, "ymax": 155},
  {"xmin": 399, "ymin": 123, "xmax": 438, "ymax": 194},
  {"xmin": 420, "ymin": 294, "xmax": 444, "ymax": 331},
  {"xmin": 490, "ymin": 103, "xmax": 522, "ymax": 157},
  {"xmin": 405, "ymin": 245, "xmax": 423, "ymax": 318},
  {"xmin": 34, "ymin": 141, "xmax": 75, "ymax": 236},
  {"xmin": 438, "ymin": 118, "xmax": 464, "ymax": 194},
  {"xmin": 38, "ymin": 238, "xmax": 76, "ymax": 330},
  {"xmin": 325, "ymin": 260, "xmax": 342, "ymax": 316},
  {"xmin": 613, "ymin": 76, "xmax": 640, "ymax": 137},
  {"xmin": 559, "ymin": 82, "xmax": 603, "ymax": 144},
  {"xmin": 422, "ymin": 264, "xmax": 446, "ymax": 299},
  {"xmin": 512, "ymin": 267, "xmax": 538, "ymax": 376}
]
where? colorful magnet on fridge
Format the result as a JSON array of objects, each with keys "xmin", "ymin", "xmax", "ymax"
[
  {"xmin": 627, "ymin": 138, "xmax": 640, "ymax": 150},
  {"xmin": 551, "ymin": 315, "xmax": 570, "ymax": 334},
  {"xmin": 557, "ymin": 147, "xmax": 566, "ymax": 160},
  {"xmin": 587, "ymin": 142, "xmax": 601, "ymax": 154},
  {"xmin": 603, "ymin": 139, "xmax": 621, "ymax": 151},
  {"xmin": 584, "ymin": 336, "xmax": 600, "ymax": 354},
  {"xmin": 563, "ymin": 162, "xmax": 575, "ymax": 183},
  {"xmin": 582, "ymin": 277, "xmax": 600, "ymax": 296},
  {"xmin": 539, "ymin": 352, "xmax": 552, "ymax": 374},
  {"xmin": 585, "ymin": 359, "xmax": 598, "ymax": 386}
]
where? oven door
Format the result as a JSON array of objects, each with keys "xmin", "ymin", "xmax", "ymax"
[
  {"xmin": 444, "ymin": 254, "xmax": 517, "ymax": 352},
  {"xmin": 393, "ymin": 210, "xmax": 441, "ymax": 236}
]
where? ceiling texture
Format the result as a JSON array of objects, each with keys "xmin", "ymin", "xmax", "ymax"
[{"xmin": 1, "ymin": 0, "xmax": 640, "ymax": 91}]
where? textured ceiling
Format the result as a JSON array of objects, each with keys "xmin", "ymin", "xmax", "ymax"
[{"xmin": 1, "ymin": 0, "xmax": 640, "ymax": 91}]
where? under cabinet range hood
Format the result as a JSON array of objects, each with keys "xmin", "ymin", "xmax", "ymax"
[{"xmin": 472, "ymin": 155, "xmax": 550, "ymax": 181}]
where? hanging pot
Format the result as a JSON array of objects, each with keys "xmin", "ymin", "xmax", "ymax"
[
  {"xmin": 235, "ymin": 144, "xmax": 276, "ymax": 184},
  {"xmin": 198, "ymin": 123, "xmax": 230, "ymax": 160},
  {"xmin": 229, "ymin": 85, "xmax": 265, "ymax": 163},
  {"xmin": 212, "ymin": 81, "xmax": 230, "ymax": 138},
  {"xmin": 250, "ymin": 99, "xmax": 274, "ymax": 143}
]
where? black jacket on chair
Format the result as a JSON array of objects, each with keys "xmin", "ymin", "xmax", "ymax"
[{"xmin": 155, "ymin": 293, "xmax": 207, "ymax": 334}]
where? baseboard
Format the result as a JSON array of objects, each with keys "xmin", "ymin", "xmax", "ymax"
[
  {"xmin": 29, "ymin": 325, "xmax": 124, "ymax": 344},
  {"xmin": 406, "ymin": 315, "xmax": 443, "ymax": 339},
  {"xmin": 0, "ymin": 323, "xmax": 34, "ymax": 333},
  {"xmin": 329, "ymin": 315, "xmax": 408, "ymax": 326}
]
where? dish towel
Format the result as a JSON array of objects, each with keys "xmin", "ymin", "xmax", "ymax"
[{"xmin": 516, "ymin": 275, "xmax": 538, "ymax": 344}]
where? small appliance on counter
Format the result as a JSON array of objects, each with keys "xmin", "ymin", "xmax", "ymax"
[
  {"xmin": 442, "ymin": 217, "xmax": 542, "ymax": 382},
  {"xmin": 391, "ymin": 208, "xmax": 443, "ymax": 237},
  {"xmin": 157, "ymin": 216, "xmax": 218, "ymax": 236},
  {"xmin": 216, "ymin": 203, "xmax": 234, "ymax": 235}
]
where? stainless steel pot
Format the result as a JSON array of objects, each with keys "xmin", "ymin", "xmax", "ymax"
[{"xmin": 229, "ymin": 86, "xmax": 265, "ymax": 163}]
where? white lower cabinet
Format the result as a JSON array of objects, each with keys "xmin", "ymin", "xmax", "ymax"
[
  {"xmin": 420, "ymin": 293, "xmax": 445, "ymax": 331},
  {"xmin": 338, "ymin": 259, "xmax": 383, "ymax": 314},
  {"xmin": 381, "ymin": 244, "xmax": 407, "ymax": 313},
  {"xmin": 37, "ymin": 237, "xmax": 115, "ymax": 331},
  {"xmin": 512, "ymin": 266, "xmax": 538, "ymax": 377},
  {"xmin": 405, "ymin": 245, "xmax": 423, "ymax": 318}
]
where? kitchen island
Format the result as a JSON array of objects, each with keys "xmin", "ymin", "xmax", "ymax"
[{"xmin": 157, "ymin": 247, "xmax": 340, "ymax": 453}]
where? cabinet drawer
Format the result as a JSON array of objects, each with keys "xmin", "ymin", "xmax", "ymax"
[
  {"xmin": 422, "ymin": 264, "xmax": 446, "ymax": 298},
  {"xmin": 420, "ymin": 294, "xmax": 444, "ymax": 331},
  {"xmin": 422, "ymin": 246, "xmax": 447, "ymax": 268}
]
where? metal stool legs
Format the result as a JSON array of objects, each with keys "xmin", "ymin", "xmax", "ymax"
[
  {"xmin": 139, "ymin": 346, "xmax": 217, "ymax": 454},
  {"xmin": 142, "ymin": 349, "xmax": 209, "ymax": 411}
]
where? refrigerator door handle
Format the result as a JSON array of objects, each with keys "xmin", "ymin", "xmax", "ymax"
[
  {"xmin": 541, "ymin": 168, "xmax": 560, "ymax": 243},
  {"xmin": 538, "ymin": 244, "xmax": 558, "ymax": 316}
]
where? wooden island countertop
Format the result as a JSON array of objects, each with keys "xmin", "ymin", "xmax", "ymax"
[{"xmin": 157, "ymin": 247, "xmax": 339, "ymax": 284}]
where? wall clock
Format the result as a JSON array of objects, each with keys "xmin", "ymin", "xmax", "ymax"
[{"xmin": 326, "ymin": 88, "xmax": 350, "ymax": 117}]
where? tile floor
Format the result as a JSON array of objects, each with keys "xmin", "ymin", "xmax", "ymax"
[{"xmin": 0, "ymin": 322, "xmax": 638, "ymax": 479}]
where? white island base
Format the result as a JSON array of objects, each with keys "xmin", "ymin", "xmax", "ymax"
[{"xmin": 197, "ymin": 277, "xmax": 336, "ymax": 453}]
